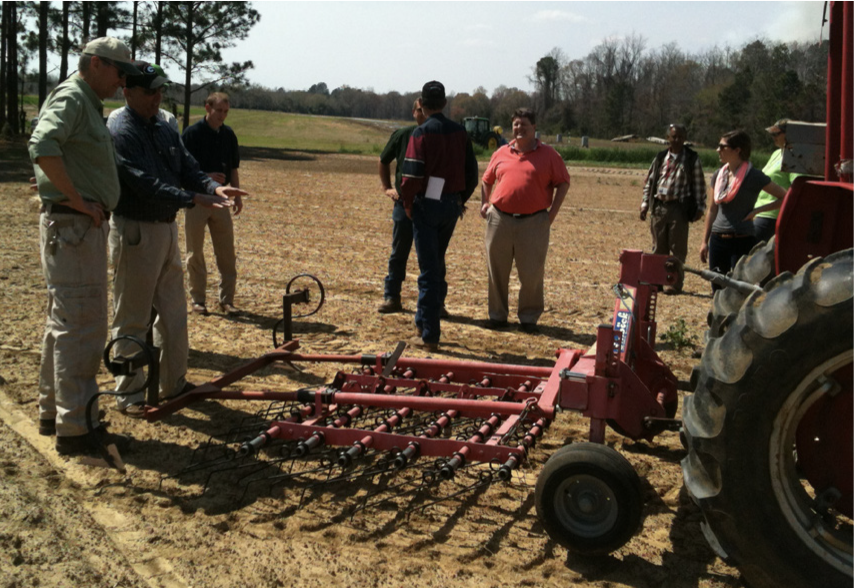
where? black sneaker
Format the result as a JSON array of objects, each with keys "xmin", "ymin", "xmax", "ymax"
[
  {"xmin": 56, "ymin": 427, "xmax": 131, "ymax": 457},
  {"xmin": 377, "ymin": 298, "xmax": 403, "ymax": 314}
]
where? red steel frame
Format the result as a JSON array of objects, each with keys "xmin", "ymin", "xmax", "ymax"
[{"xmin": 136, "ymin": 250, "xmax": 680, "ymax": 477}]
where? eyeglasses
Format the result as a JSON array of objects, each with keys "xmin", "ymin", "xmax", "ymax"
[
  {"xmin": 716, "ymin": 143, "xmax": 730, "ymax": 150},
  {"xmin": 99, "ymin": 57, "xmax": 126, "ymax": 79}
]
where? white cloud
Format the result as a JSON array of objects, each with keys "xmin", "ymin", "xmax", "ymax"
[
  {"xmin": 530, "ymin": 10, "xmax": 589, "ymax": 24},
  {"xmin": 765, "ymin": 2, "xmax": 828, "ymax": 42}
]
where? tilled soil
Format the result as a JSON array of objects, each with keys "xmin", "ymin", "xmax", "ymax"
[{"xmin": 0, "ymin": 149, "xmax": 744, "ymax": 588}]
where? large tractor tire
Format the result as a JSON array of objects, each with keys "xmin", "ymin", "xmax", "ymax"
[
  {"xmin": 706, "ymin": 237, "xmax": 776, "ymax": 339},
  {"xmin": 682, "ymin": 249, "xmax": 853, "ymax": 588},
  {"xmin": 485, "ymin": 133, "xmax": 500, "ymax": 151}
]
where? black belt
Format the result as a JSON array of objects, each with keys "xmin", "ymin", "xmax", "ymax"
[
  {"xmin": 714, "ymin": 232, "xmax": 753, "ymax": 239},
  {"xmin": 41, "ymin": 203, "xmax": 111, "ymax": 220},
  {"xmin": 493, "ymin": 204, "xmax": 547, "ymax": 219},
  {"xmin": 116, "ymin": 214, "xmax": 177, "ymax": 224}
]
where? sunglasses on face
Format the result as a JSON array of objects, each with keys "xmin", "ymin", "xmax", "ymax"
[
  {"xmin": 716, "ymin": 143, "xmax": 730, "ymax": 150},
  {"xmin": 99, "ymin": 57, "xmax": 126, "ymax": 79}
]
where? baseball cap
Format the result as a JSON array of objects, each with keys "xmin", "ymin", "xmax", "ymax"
[
  {"xmin": 765, "ymin": 118, "xmax": 790, "ymax": 133},
  {"xmin": 125, "ymin": 61, "xmax": 170, "ymax": 90},
  {"xmin": 82, "ymin": 37, "xmax": 141, "ymax": 76},
  {"xmin": 422, "ymin": 80, "xmax": 446, "ymax": 102}
]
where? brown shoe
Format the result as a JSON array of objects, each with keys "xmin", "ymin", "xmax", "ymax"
[
  {"xmin": 118, "ymin": 401, "xmax": 147, "ymax": 419},
  {"xmin": 408, "ymin": 336, "xmax": 438, "ymax": 352},
  {"xmin": 219, "ymin": 302, "xmax": 241, "ymax": 316},
  {"xmin": 378, "ymin": 298, "xmax": 403, "ymax": 314},
  {"xmin": 191, "ymin": 302, "xmax": 209, "ymax": 315}
]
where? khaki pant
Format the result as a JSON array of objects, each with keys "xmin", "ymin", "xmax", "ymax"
[
  {"xmin": 650, "ymin": 200, "xmax": 689, "ymax": 290},
  {"xmin": 38, "ymin": 211, "xmax": 109, "ymax": 436},
  {"xmin": 184, "ymin": 205, "xmax": 237, "ymax": 306},
  {"xmin": 110, "ymin": 217, "xmax": 188, "ymax": 408},
  {"xmin": 484, "ymin": 206, "xmax": 551, "ymax": 324}
]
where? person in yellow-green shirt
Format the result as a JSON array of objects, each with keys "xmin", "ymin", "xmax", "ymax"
[{"xmin": 751, "ymin": 119, "xmax": 802, "ymax": 244}]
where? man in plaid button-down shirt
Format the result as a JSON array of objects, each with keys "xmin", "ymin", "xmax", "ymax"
[{"xmin": 639, "ymin": 124, "xmax": 706, "ymax": 293}]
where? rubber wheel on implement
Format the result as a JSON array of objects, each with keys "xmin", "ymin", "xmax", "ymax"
[
  {"xmin": 535, "ymin": 443, "xmax": 643, "ymax": 555},
  {"xmin": 706, "ymin": 237, "xmax": 776, "ymax": 339},
  {"xmin": 682, "ymin": 249, "xmax": 853, "ymax": 588},
  {"xmin": 486, "ymin": 134, "xmax": 499, "ymax": 151}
]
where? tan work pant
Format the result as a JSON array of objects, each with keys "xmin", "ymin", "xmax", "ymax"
[
  {"xmin": 38, "ymin": 211, "xmax": 109, "ymax": 436},
  {"xmin": 484, "ymin": 206, "xmax": 551, "ymax": 324},
  {"xmin": 184, "ymin": 205, "xmax": 237, "ymax": 306},
  {"xmin": 650, "ymin": 200, "xmax": 689, "ymax": 290},
  {"xmin": 109, "ymin": 217, "xmax": 189, "ymax": 408}
]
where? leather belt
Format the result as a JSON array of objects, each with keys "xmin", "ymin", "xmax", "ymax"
[
  {"xmin": 493, "ymin": 204, "xmax": 547, "ymax": 219},
  {"xmin": 41, "ymin": 203, "xmax": 111, "ymax": 220}
]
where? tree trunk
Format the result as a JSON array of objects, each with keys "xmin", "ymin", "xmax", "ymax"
[
  {"xmin": 6, "ymin": 1, "xmax": 18, "ymax": 133},
  {"xmin": 82, "ymin": 2, "xmax": 91, "ymax": 43},
  {"xmin": 0, "ymin": 2, "xmax": 7, "ymax": 128},
  {"xmin": 59, "ymin": 2, "xmax": 69, "ymax": 81},
  {"xmin": 154, "ymin": 1, "xmax": 163, "ymax": 64},
  {"xmin": 131, "ymin": 1, "xmax": 138, "ymax": 59},
  {"xmin": 95, "ymin": 3, "xmax": 109, "ymax": 38},
  {"xmin": 182, "ymin": 2, "xmax": 195, "ymax": 131},
  {"xmin": 38, "ymin": 1, "xmax": 49, "ymax": 108}
]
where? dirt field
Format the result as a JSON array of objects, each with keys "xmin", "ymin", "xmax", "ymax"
[{"xmin": 0, "ymin": 147, "xmax": 745, "ymax": 588}]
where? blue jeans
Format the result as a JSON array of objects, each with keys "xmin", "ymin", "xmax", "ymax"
[
  {"xmin": 412, "ymin": 195, "xmax": 461, "ymax": 343},
  {"xmin": 753, "ymin": 216, "xmax": 776, "ymax": 244},
  {"xmin": 383, "ymin": 201, "xmax": 413, "ymax": 300}
]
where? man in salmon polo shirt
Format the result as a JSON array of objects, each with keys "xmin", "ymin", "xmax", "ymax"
[{"xmin": 479, "ymin": 108, "xmax": 570, "ymax": 334}]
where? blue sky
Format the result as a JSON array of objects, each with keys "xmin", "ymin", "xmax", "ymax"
[{"xmin": 218, "ymin": 1, "xmax": 828, "ymax": 95}]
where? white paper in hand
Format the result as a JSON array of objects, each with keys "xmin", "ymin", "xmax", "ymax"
[{"xmin": 425, "ymin": 176, "xmax": 445, "ymax": 201}]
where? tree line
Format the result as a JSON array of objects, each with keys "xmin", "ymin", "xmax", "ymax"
[
  {"xmin": 232, "ymin": 37, "xmax": 826, "ymax": 151},
  {"xmin": 0, "ymin": 1, "xmax": 258, "ymax": 134}
]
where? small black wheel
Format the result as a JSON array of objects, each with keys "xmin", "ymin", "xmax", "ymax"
[
  {"xmin": 535, "ymin": 443, "xmax": 643, "ymax": 555},
  {"xmin": 286, "ymin": 273, "xmax": 325, "ymax": 318}
]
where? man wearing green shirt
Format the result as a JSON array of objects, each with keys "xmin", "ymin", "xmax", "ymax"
[
  {"xmin": 29, "ymin": 37, "xmax": 140, "ymax": 459},
  {"xmin": 377, "ymin": 99, "xmax": 426, "ymax": 314},
  {"xmin": 752, "ymin": 119, "xmax": 801, "ymax": 243}
]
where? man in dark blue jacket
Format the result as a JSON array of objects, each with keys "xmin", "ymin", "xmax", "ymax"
[{"xmin": 108, "ymin": 62, "xmax": 246, "ymax": 417}]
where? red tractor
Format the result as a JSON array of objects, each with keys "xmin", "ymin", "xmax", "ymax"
[{"xmin": 681, "ymin": 3, "xmax": 853, "ymax": 588}]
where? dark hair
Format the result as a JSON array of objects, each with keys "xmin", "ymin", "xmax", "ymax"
[
  {"xmin": 668, "ymin": 123, "xmax": 687, "ymax": 138},
  {"xmin": 512, "ymin": 108, "xmax": 536, "ymax": 125},
  {"xmin": 722, "ymin": 129, "xmax": 752, "ymax": 160}
]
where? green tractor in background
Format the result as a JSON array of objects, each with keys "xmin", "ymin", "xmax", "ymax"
[{"xmin": 463, "ymin": 117, "xmax": 503, "ymax": 151}]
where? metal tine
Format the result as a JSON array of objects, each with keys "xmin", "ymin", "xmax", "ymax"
[
  {"xmin": 404, "ymin": 467, "xmax": 496, "ymax": 516},
  {"xmin": 349, "ymin": 458, "xmax": 446, "ymax": 517}
]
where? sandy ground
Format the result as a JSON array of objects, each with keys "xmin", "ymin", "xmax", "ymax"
[{"xmin": 0, "ymin": 149, "xmax": 746, "ymax": 588}]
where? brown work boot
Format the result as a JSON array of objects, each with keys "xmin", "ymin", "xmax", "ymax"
[
  {"xmin": 378, "ymin": 298, "xmax": 403, "ymax": 314},
  {"xmin": 191, "ymin": 302, "xmax": 209, "ymax": 315},
  {"xmin": 407, "ymin": 335, "xmax": 438, "ymax": 352},
  {"xmin": 219, "ymin": 302, "xmax": 241, "ymax": 316}
]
